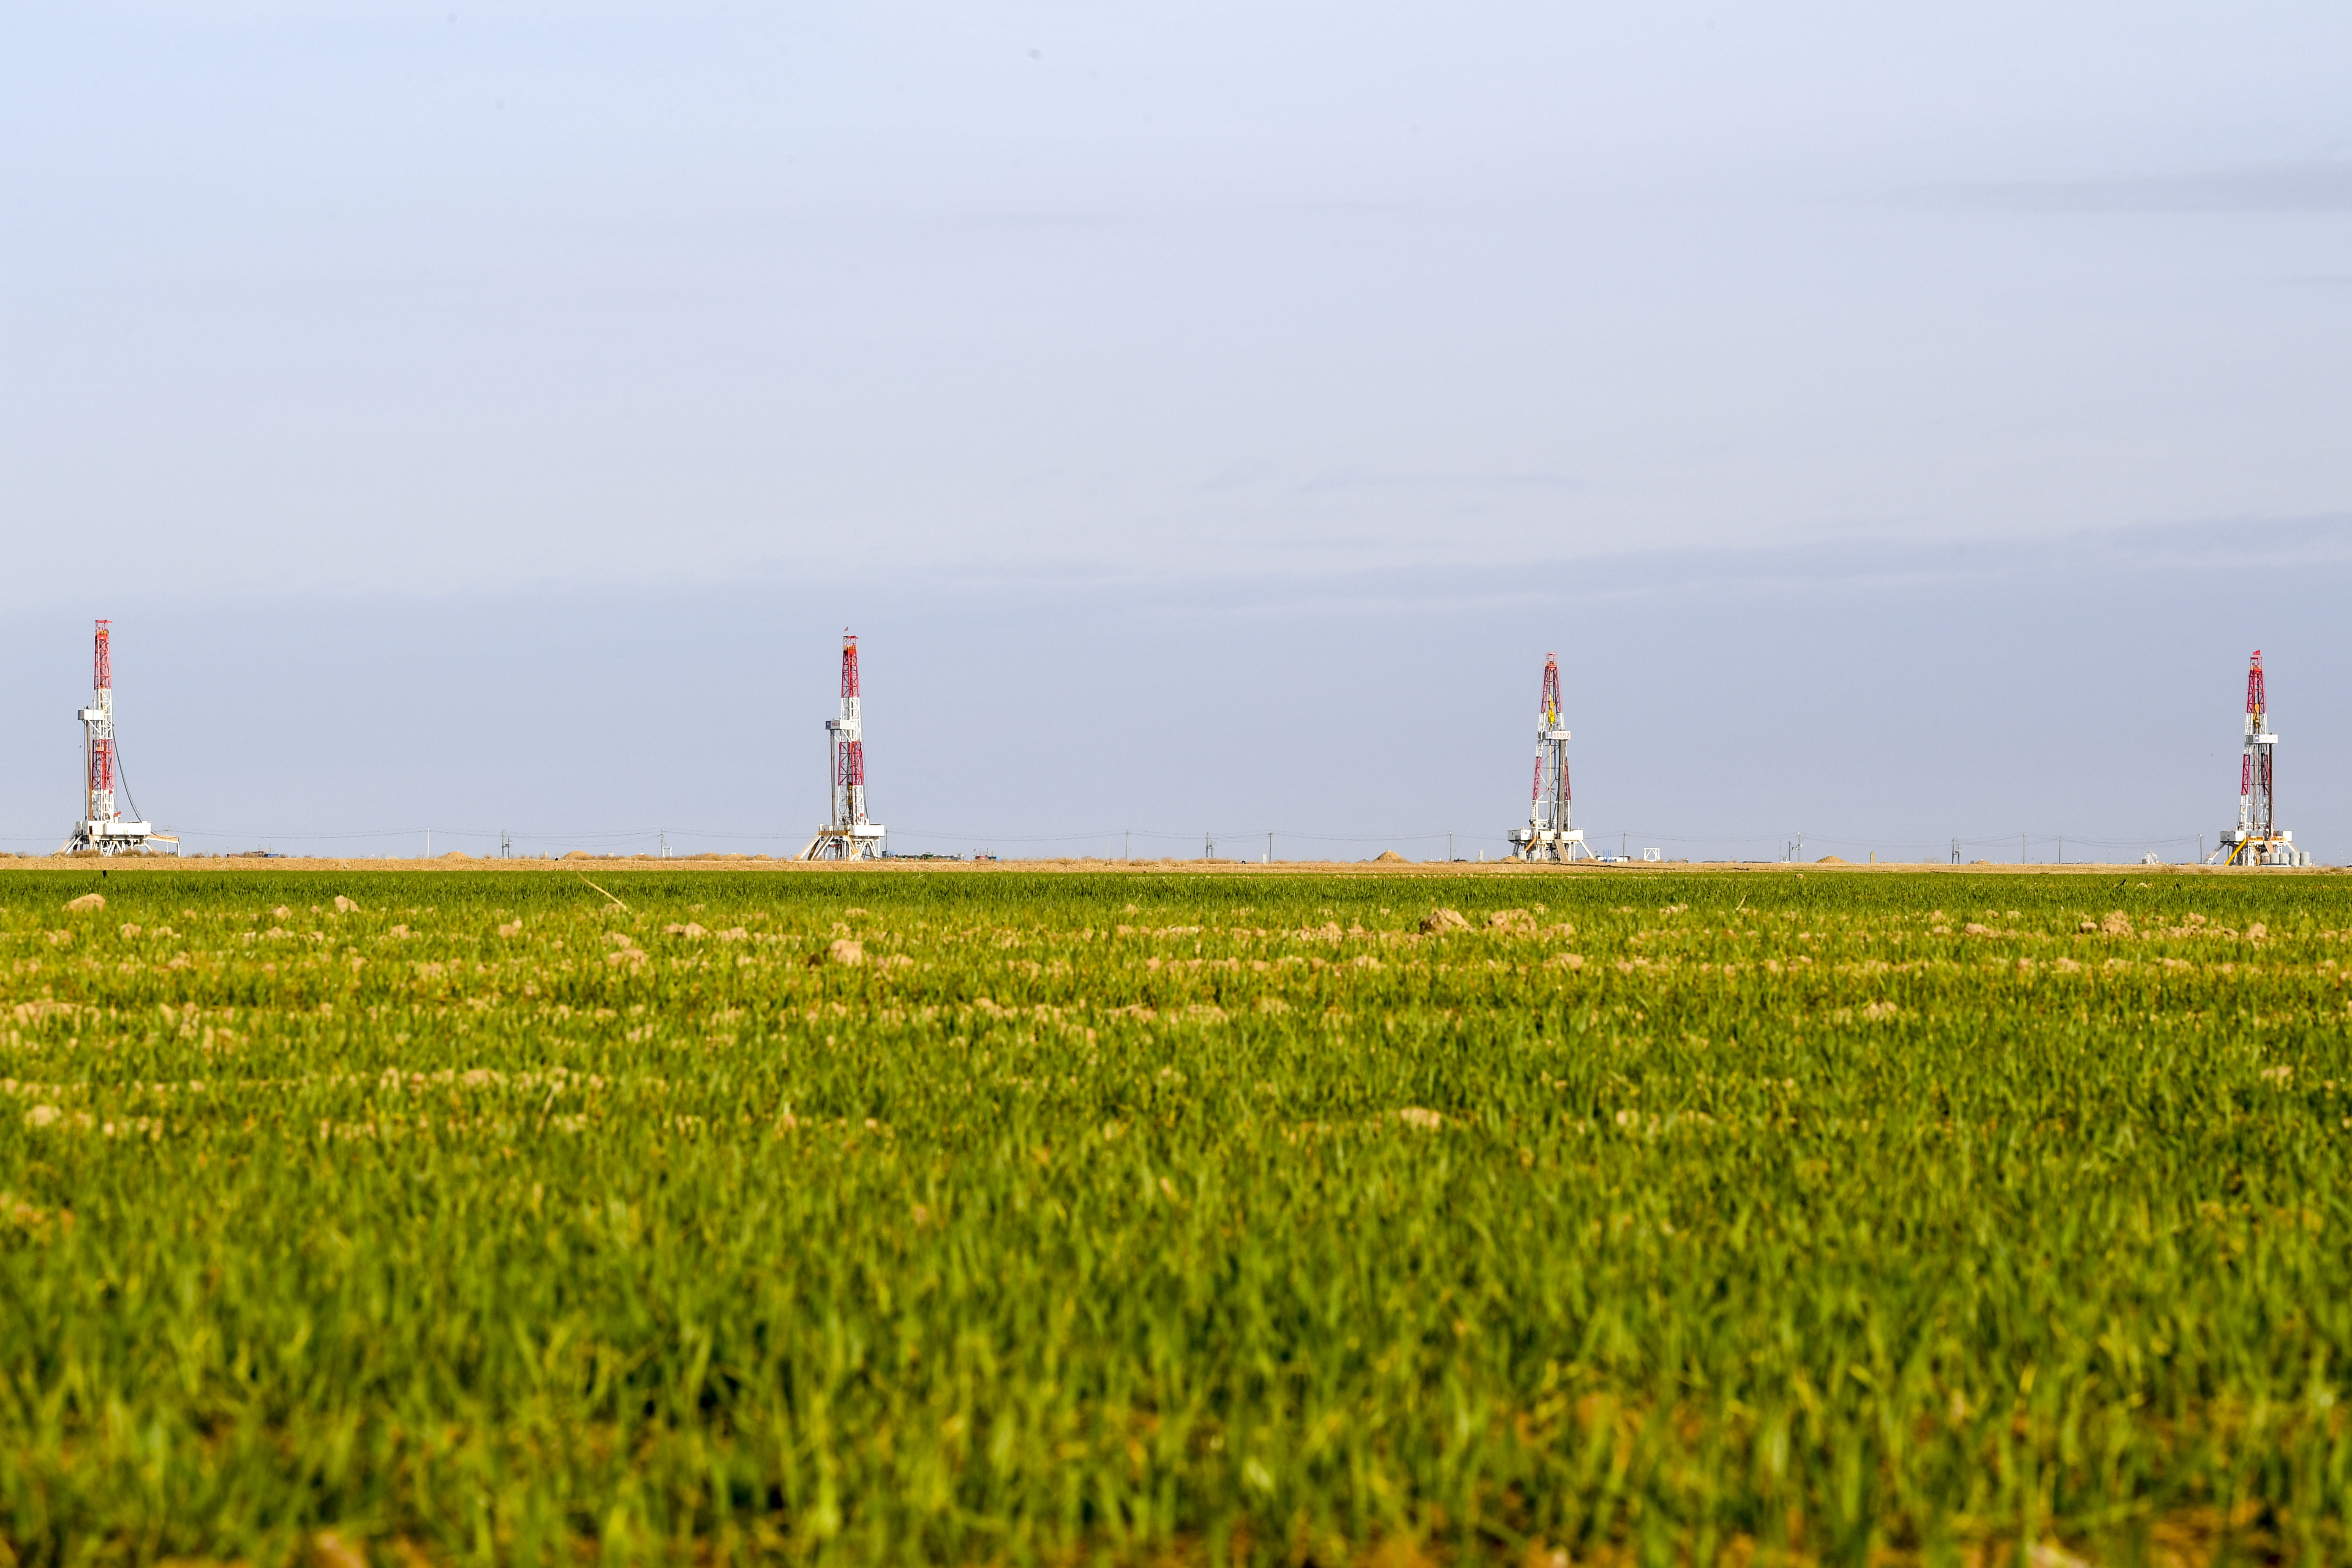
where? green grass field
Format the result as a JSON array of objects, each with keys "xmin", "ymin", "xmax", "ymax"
[{"xmin": 1, "ymin": 866, "xmax": 2347, "ymax": 1566}]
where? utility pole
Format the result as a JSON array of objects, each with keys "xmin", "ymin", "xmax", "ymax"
[
  {"xmin": 1205, "ymin": 831, "xmax": 1215, "ymax": 862},
  {"xmin": 1949, "ymin": 837, "xmax": 1959, "ymax": 865},
  {"xmin": 1266, "ymin": 830, "xmax": 1273, "ymax": 864},
  {"xmin": 1124, "ymin": 829, "xmax": 1130, "ymax": 861},
  {"xmin": 501, "ymin": 830, "xmax": 512, "ymax": 859}
]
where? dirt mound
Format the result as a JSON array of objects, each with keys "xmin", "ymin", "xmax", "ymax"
[
  {"xmin": 1815, "ymin": 855, "xmax": 1849, "ymax": 865},
  {"xmin": 1373, "ymin": 850, "xmax": 1407, "ymax": 863},
  {"xmin": 1419, "ymin": 907, "xmax": 1470, "ymax": 934}
]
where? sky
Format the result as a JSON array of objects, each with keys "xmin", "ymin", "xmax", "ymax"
[{"xmin": 3, "ymin": 3, "xmax": 2348, "ymax": 861}]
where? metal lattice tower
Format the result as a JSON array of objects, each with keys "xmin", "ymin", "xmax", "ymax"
[
  {"xmin": 63, "ymin": 620, "xmax": 169, "ymax": 855},
  {"xmin": 799, "ymin": 629, "xmax": 887, "ymax": 860},
  {"xmin": 86, "ymin": 621, "xmax": 117, "ymax": 828},
  {"xmin": 2215, "ymin": 648, "xmax": 2306, "ymax": 867},
  {"xmin": 2243, "ymin": 652, "xmax": 2272, "ymax": 840},
  {"xmin": 1508, "ymin": 651, "xmax": 1590, "ymax": 862}
]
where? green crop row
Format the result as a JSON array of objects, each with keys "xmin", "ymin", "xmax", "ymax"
[{"xmin": 0, "ymin": 868, "xmax": 2347, "ymax": 1566}]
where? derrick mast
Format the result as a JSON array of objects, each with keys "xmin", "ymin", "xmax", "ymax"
[
  {"xmin": 86, "ymin": 621, "xmax": 117, "ymax": 828},
  {"xmin": 2243, "ymin": 652, "xmax": 2272, "ymax": 841},
  {"xmin": 1507, "ymin": 652, "xmax": 1590, "ymax": 862},
  {"xmin": 63, "ymin": 620, "xmax": 171, "ymax": 855},
  {"xmin": 833, "ymin": 631, "xmax": 868, "ymax": 832},
  {"xmin": 2213, "ymin": 649, "xmax": 2307, "ymax": 867},
  {"xmin": 800, "ymin": 630, "xmax": 887, "ymax": 860}
]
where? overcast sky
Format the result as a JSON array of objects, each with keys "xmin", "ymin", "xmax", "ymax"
[{"xmin": 3, "ymin": 3, "xmax": 2348, "ymax": 860}]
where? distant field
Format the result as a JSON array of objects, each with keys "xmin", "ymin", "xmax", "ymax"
[{"xmin": 1, "ymin": 867, "xmax": 2346, "ymax": 1565}]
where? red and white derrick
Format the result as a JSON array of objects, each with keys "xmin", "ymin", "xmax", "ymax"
[
  {"xmin": 800, "ymin": 629, "xmax": 888, "ymax": 860},
  {"xmin": 1507, "ymin": 652, "xmax": 1590, "ymax": 862},
  {"xmin": 64, "ymin": 619, "xmax": 171, "ymax": 855},
  {"xmin": 2214, "ymin": 649, "xmax": 2306, "ymax": 867}
]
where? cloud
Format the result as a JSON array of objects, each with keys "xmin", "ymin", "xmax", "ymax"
[
  {"xmin": 1906, "ymin": 160, "xmax": 2352, "ymax": 215},
  {"xmin": 819, "ymin": 512, "xmax": 2352, "ymax": 617}
]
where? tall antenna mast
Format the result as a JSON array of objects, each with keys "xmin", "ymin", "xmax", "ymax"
[
  {"xmin": 799, "ymin": 629, "xmax": 888, "ymax": 860},
  {"xmin": 2215, "ymin": 648, "xmax": 2304, "ymax": 867},
  {"xmin": 1508, "ymin": 651, "xmax": 1590, "ymax": 862},
  {"xmin": 63, "ymin": 619, "xmax": 170, "ymax": 855}
]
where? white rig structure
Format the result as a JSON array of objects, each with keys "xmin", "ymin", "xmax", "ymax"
[
  {"xmin": 63, "ymin": 619, "xmax": 173, "ymax": 855},
  {"xmin": 2213, "ymin": 648, "xmax": 2309, "ymax": 867},
  {"xmin": 799, "ymin": 630, "xmax": 887, "ymax": 860},
  {"xmin": 1508, "ymin": 652, "xmax": 1592, "ymax": 862}
]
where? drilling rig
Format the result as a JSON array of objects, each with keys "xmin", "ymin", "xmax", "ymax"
[
  {"xmin": 798, "ymin": 630, "xmax": 888, "ymax": 860},
  {"xmin": 62, "ymin": 620, "xmax": 174, "ymax": 855},
  {"xmin": 1507, "ymin": 652, "xmax": 1591, "ymax": 862},
  {"xmin": 2212, "ymin": 649, "xmax": 2308, "ymax": 867}
]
